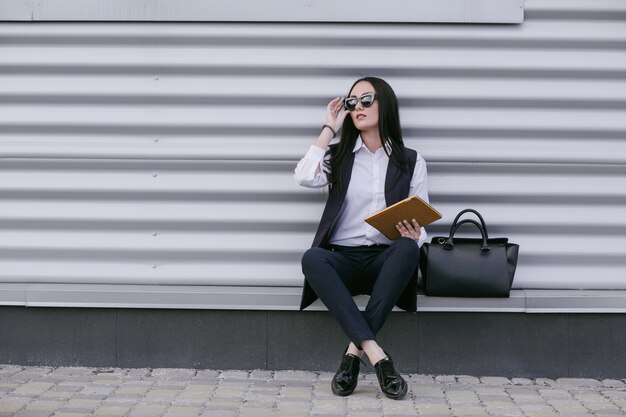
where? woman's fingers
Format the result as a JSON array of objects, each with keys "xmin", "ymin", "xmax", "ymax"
[
  {"xmin": 396, "ymin": 219, "xmax": 421, "ymax": 240},
  {"xmin": 327, "ymin": 97, "xmax": 341, "ymax": 107},
  {"xmin": 396, "ymin": 221, "xmax": 411, "ymax": 237},
  {"xmin": 326, "ymin": 97, "xmax": 340, "ymax": 114},
  {"xmin": 326, "ymin": 97, "xmax": 346, "ymax": 130},
  {"xmin": 328, "ymin": 97, "xmax": 343, "ymax": 112},
  {"xmin": 336, "ymin": 107, "xmax": 348, "ymax": 124}
]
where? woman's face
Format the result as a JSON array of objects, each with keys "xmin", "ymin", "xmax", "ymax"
[{"xmin": 347, "ymin": 81, "xmax": 379, "ymax": 132}]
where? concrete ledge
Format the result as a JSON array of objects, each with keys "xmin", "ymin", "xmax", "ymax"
[
  {"xmin": 524, "ymin": 289, "xmax": 626, "ymax": 313},
  {"xmin": 1, "ymin": 306, "xmax": 625, "ymax": 378},
  {"xmin": 415, "ymin": 291, "xmax": 526, "ymax": 312},
  {"xmin": 2, "ymin": 283, "xmax": 626, "ymax": 313}
]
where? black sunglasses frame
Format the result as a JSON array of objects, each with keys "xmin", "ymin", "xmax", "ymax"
[{"xmin": 344, "ymin": 93, "xmax": 377, "ymax": 111}]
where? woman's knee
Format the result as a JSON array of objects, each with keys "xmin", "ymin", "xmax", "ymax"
[
  {"xmin": 387, "ymin": 238, "xmax": 421, "ymax": 267},
  {"xmin": 301, "ymin": 247, "xmax": 329, "ymax": 271},
  {"xmin": 391, "ymin": 237, "xmax": 421, "ymax": 256}
]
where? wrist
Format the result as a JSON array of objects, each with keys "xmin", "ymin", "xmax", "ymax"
[{"xmin": 321, "ymin": 124, "xmax": 337, "ymax": 138}]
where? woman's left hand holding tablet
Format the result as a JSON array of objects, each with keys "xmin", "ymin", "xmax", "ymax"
[{"xmin": 396, "ymin": 219, "xmax": 421, "ymax": 241}]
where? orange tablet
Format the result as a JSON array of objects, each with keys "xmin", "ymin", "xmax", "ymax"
[{"xmin": 365, "ymin": 196, "xmax": 442, "ymax": 240}]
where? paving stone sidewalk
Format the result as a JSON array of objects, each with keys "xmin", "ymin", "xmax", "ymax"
[{"xmin": 1, "ymin": 365, "xmax": 625, "ymax": 417}]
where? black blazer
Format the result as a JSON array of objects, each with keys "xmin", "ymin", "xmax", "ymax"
[{"xmin": 299, "ymin": 146, "xmax": 419, "ymax": 311}]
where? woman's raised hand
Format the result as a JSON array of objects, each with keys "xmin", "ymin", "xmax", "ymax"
[
  {"xmin": 313, "ymin": 97, "xmax": 348, "ymax": 150},
  {"xmin": 325, "ymin": 97, "xmax": 348, "ymax": 134}
]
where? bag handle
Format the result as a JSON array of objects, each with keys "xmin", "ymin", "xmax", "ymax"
[
  {"xmin": 450, "ymin": 208, "xmax": 489, "ymax": 238},
  {"xmin": 444, "ymin": 219, "xmax": 490, "ymax": 252}
]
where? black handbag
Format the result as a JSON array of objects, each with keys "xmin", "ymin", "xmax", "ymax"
[{"xmin": 420, "ymin": 209, "xmax": 519, "ymax": 297}]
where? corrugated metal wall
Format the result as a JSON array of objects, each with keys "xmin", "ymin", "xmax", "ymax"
[
  {"xmin": 0, "ymin": 0, "xmax": 525, "ymax": 23},
  {"xmin": 1, "ymin": 0, "xmax": 625, "ymax": 309}
]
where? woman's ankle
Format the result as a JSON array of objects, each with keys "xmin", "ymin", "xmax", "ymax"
[
  {"xmin": 360, "ymin": 340, "xmax": 387, "ymax": 365},
  {"xmin": 346, "ymin": 342, "xmax": 364, "ymax": 358}
]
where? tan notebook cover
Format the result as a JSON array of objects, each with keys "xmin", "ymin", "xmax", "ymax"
[{"xmin": 365, "ymin": 196, "xmax": 442, "ymax": 240}]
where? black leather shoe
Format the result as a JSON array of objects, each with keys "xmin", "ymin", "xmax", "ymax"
[
  {"xmin": 331, "ymin": 353, "xmax": 361, "ymax": 396},
  {"xmin": 374, "ymin": 356, "xmax": 408, "ymax": 400}
]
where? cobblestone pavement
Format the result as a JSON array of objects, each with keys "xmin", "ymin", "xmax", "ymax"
[{"xmin": 1, "ymin": 365, "xmax": 625, "ymax": 417}]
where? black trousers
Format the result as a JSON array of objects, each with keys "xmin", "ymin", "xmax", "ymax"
[{"xmin": 301, "ymin": 237, "xmax": 420, "ymax": 348}]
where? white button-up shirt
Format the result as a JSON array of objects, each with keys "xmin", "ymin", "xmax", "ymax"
[{"xmin": 294, "ymin": 137, "xmax": 429, "ymax": 247}]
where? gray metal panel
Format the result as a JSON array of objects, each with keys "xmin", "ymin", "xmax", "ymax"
[
  {"xmin": 0, "ymin": 0, "xmax": 524, "ymax": 23},
  {"xmin": 1, "ymin": 0, "xmax": 625, "ymax": 309}
]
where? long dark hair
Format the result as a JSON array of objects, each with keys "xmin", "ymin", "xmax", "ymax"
[{"xmin": 324, "ymin": 77, "xmax": 407, "ymax": 193}]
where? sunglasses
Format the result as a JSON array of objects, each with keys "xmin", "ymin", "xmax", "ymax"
[{"xmin": 344, "ymin": 93, "xmax": 377, "ymax": 111}]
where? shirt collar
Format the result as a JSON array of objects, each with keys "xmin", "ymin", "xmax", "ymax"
[
  {"xmin": 352, "ymin": 136, "xmax": 365, "ymax": 153},
  {"xmin": 352, "ymin": 136, "xmax": 393, "ymax": 154}
]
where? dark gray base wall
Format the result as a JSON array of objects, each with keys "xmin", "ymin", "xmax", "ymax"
[{"xmin": 1, "ymin": 307, "xmax": 625, "ymax": 379}]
